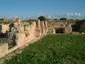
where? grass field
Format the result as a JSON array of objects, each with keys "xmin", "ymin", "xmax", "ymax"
[{"xmin": 5, "ymin": 34, "xmax": 85, "ymax": 64}]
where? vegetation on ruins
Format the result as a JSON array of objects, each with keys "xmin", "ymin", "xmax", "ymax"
[
  {"xmin": 5, "ymin": 34, "xmax": 85, "ymax": 64},
  {"xmin": 24, "ymin": 23, "xmax": 30, "ymax": 31},
  {"xmin": 16, "ymin": 18, "xmax": 20, "ymax": 21}
]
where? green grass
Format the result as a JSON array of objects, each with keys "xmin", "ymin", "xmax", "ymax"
[{"xmin": 4, "ymin": 34, "xmax": 85, "ymax": 64}]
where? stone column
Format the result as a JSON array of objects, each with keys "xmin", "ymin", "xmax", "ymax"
[
  {"xmin": 53, "ymin": 28, "xmax": 56, "ymax": 34},
  {"xmin": 36, "ymin": 19, "xmax": 41, "ymax": 37},
  {"xmin": 37, "ymin": 19, "xmax": 41, "ymax": 30},
  {"xmin": 44, "ymin": 20, "xmax": 48, "ymax": 34},
  {"xmin": 64, "ymin": 24, "xmax": 72, "ymax": 34},
  {"xmin": 42, "ymin": 21, "xmax": 45, "ymax": 35}
]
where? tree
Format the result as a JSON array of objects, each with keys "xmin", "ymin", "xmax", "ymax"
[
  {"xmin": 0, "ymin": 18, "xmax": 4, "ymax": 21},
  {"xmin": 38, "ymin": 16, "xmax": 47, "ymax": 21},
  {"xmin": 60, "ymin": 18, "xmax": 67, "ymax": 20}
]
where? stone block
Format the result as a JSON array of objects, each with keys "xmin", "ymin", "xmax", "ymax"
[
  {"xmin": 64, "ymin": 27, "xmax": 72, "ymax": 34},
  {"xmin": 0, "ymin": 43, "xmax": 8, "ymax": 58}
]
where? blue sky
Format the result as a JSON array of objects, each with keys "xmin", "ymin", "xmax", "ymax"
[{"xmin": 0, "ymin": 0, "xmax": 85, "ymax": 18}]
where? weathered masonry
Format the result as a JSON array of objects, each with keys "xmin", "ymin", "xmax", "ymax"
[
  {"xmin": 1, "ymin": 18, "xmax": 81, "ymax": 58},
  {"xmin": 0, "ymin": 19, "xmax": 48, "ymax": 58}
]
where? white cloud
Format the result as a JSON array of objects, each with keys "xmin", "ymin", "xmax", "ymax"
[
  {"xmin": 70, "ymin": 13, "xmax": 74, "ymax": 16},
  {"xmin": 74, "ymin": 13, "xmax": 78, "ymax": 16},
  {"xmin": 77, "ymin": 13, "xmax": 81, "ymax": 16},
  {"xmin": 66, "ymin": 13, "xmax": 70, "ymax": 16}
]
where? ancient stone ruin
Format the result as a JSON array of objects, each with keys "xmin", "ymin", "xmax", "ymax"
[
  {"xmin": 47, "ymin": 21, "xmax": 72, "ymax": 34},
  {"xmin": 0, "ymin": 18, "xmax": 48, "ymax": 58},
  {"xmin": 0, "ymin": 18, "xmax": 83, "ymax": 58}
]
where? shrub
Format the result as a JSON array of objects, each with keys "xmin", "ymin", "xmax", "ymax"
[{"xmin": 24, "ymin": 24, "xmax": 30, "ymax": 31}]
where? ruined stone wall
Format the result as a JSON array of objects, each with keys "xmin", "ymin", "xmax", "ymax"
[
  {"xmin": 15, "ymin": 21, "xmax": 36, "ymax": 47},
  {"xmin": 35, "ymin": 20, "xmax": 48, "ymax": 37},
  {"xmin": 0, "ymin": 19, "xmax": 48, "ymax": 58},
  {"xmin": 0, "ymin": 43, "xmax": 8, "ymax": 58},
  {"xmin": 15, "ymin": 33, "xmax": 26, "ymax": 47},
  {"xmin": 25, "ymin": 22, "xmax": 36, "ymax": 44},
  {"xmin": 35, "ymin": 20, "xmax": 42, "ymax": 37},
  {"xmin": 47, "ymin": 21, "xmax": 72, "ymax": 34},
  {"xmin": 0, "ymin": 24, "xmax": 9, "ymax": 33}
]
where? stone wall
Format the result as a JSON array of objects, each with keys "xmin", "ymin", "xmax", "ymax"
[
  {"xmin": 64, "ymin": 24, "xmax": 72, "ymax": 34},
  {"xmin": 47, "ymin": 21, "xmax": 72, "ymax": 34},
  {"xmin": 16, "ymin": 22, "xmax": 36, "ymax": 47},
  {"xmin": 0, "ymin": 24, "xmax": 9, "ymax": 33},
  {"xmin": 25, "ymin": 22, "xmax": 36, "ymax": 44},
  {"xmin": 0, "ymin": 19, "xmax": 48, "ymax": 58},
  {"xmin": 0, "ymin": 43, "xmax": 8, "ymax": 58},
  {"xmin": 15, "ymin": 33, "xmax": 26, "ymax": 47},
  {"xmin": 0, "ymin": 20, "xmax": 74, "ymax": 59},
  {"xmin": 35, "ymin": 20, "xmax": 48, "ymax": 36}
]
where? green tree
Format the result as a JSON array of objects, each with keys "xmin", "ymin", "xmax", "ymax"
[
  {"xmin": 60, "ymin": 18, "xmax": 67, "ymax": 20},
  {"xmin": 0, "ymin": 18, "xmax": 4, "ymax": 21},
  {"xmin": 38, "ymin": 16, "xmax": 47, "ymax": 21}
]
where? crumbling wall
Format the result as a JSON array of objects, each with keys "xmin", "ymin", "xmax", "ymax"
[
  {"xmin": 14, "ymin": 21, "xmax": 36, "ymax": 46},
  {"xmin": 0, "ymin": 19, "xmax": 48, "ymax": 59},
  {"xmin": 15, "ymin": 33, "xmax": 26, "ymax": 47},
  {"xmin": 25, "ymin": 22, "xmax": 36, "ymax": 44},
  {"xmin": 35, "ymin": 20, "xmax": 48, "ymax": 36},
  {"xmin": 0, "ymin": 24, "xmax": 9, "ymax": 33},
  {"xmin": 35, "ymin": 20, "xmax": 42, "ymax": 37},
  {"xmin": 0, "ymin": 43, "xmax": 8, "ymax": 58},
  {"xmin": 47, "ymin": 21, "xmax": 72, "ymax": 34},
  {"xmin": 64, "ymin": 24, "xmax": 72, "ymax": 34}
]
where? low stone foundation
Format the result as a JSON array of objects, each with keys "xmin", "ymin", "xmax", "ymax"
[{"xmin": 0, "ymin": 43, "xmax": 8, "ymax": 58}]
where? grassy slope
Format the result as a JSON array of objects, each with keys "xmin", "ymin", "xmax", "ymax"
[{"xmin": 5, "ymin": 34, "xmax": 85, "ymax": 64}]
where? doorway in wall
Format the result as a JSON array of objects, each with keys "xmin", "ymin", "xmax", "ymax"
[{"xmin": 55, "ymin": 28, "xmax": 64, "ymax": 33}]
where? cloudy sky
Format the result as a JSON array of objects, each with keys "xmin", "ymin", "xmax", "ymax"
[{"xmin": 0, "ymin": 0, "xmax": 85, "ymax": 19}]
